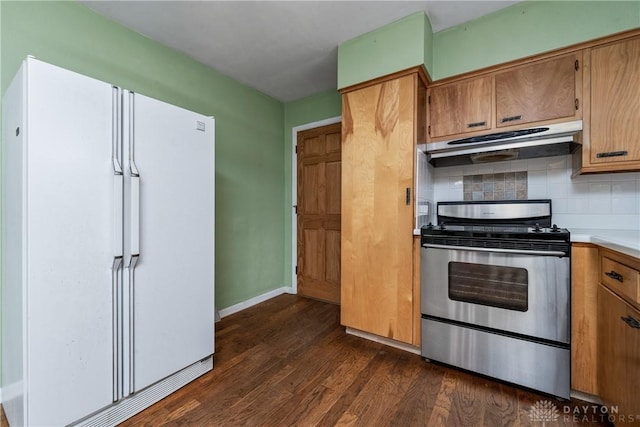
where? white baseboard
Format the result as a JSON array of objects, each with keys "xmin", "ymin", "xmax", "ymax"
[
  {"xmin": 218, "ymin": 286, "xmax": 293, "ymax": 319},
  {"xmin": 346, "ymin": 327, "xmax": 421, "ymax": 355}
]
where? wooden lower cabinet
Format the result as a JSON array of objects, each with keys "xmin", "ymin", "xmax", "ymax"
[
  {"xmin": 340, "ymin": 70, "xmax": 426, "ymax": 346},
  {"xmin": 571, "ymin": 243, "xmax": 599, "ymax": 395},
  {"xmin": 598, "ymin": 285, "xmax": 640, "ymax": 424}
]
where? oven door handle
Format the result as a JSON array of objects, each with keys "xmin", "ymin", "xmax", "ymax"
[{"xmin": 422, "ymin": 243, "xmax": 567, "ymax": 257}]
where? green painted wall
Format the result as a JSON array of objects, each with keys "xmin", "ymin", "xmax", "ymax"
[
  {"xmin": 433, "ymin": 1, "xmax": 640, "ymax": 80},
  {"xmin": 423, "ymin": 12, "xmax": 434, "ymax": 79},
  {"xmin": 282, "ymin": 90, "xmax": 342, "ymax": 286},
  {"xmin": 0, "ymin": 1, "xmax": 285, "ymax": 311},
  {"xmin": 337, "ymin": 12, "xmax": 430, "ymax": 89}
]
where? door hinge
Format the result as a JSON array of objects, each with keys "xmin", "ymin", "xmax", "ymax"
[
  {"xmin": 427, "ymin": 95, "xmax": 431, "ymax": 104},
  {"xmin": 294, "ymin": 205, "xmax": 298, "ymax": 214},
  {"xmin": 575, "ymin": 98, "xmax": 579, "ymax": 110},
  {"xmin": 575, "ymin": 59, "xmax": 579, "ymax": 71},
  {"xmin": 428, "ymin": 125, "xmax": 431, "ymax": 135},
  {"xmin": 295, "ymin": 145, "xmax": 298, "ymax": 154},
  {"xmin": 295, "ymin": 266, "xmax": 298, "ymax": 274}
]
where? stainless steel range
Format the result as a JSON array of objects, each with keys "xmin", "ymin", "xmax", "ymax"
[{"xmin": 420, "ymin": 199, "xmax": 571, "ymax": 399}]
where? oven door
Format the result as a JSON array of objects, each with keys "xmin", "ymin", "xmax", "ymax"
[{"xmin": 421, "ymin": 245, "xmax": 570, "ymax": 344}]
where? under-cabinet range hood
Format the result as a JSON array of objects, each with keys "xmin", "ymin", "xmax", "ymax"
[{"xmin": 421, "ymin": 120, "xmax": 582, "ymax": 167}]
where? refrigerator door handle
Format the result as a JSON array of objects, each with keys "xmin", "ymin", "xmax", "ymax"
[
  {"xmin": 128, "ymin": 91, "xmax": 140, "ymax": 178},
  {"xmin": 112, "ymin": 86, "xmax": 123, "ymax": 176},
  {"xmin": 127, "ymin": 253, "xmax": 139, "ymax": 395},
  {"xmin": 111, "ymin": 256, "xmax": 123, "ymax": 402},
  {"xmin": 131, "ymin": 175, "xmax": 140, "ymax": 256}
]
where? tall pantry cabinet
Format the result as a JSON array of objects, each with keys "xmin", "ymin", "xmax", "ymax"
[
  {"xmin": 340, "ymin": 68, "xmax": 427, "ymax": 345},
  {"xmin": 2, "ymin": 58, "xmax": 215, "ymax": 426}
]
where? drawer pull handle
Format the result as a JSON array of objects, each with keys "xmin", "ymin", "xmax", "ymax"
[
  {"xmin": 597, "ymin": 151, "xmax": 628, "ymax": 158},
  {"xmin": 621, "ymin": 316, "xmax": 640, "ymax": 329},
  {"xmin": 467, "ymin": 121, "xmax": 486, "ymax": 128},
  {"xmin": 605, "ymin": 270, "xmax": 624, "ymax": 282},
  {"xmin": 500, "ymin": 115, "xmax": 523, "ymax": 123}
]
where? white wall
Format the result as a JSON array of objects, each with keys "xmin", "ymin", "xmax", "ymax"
[{"xmin": 427, "ymin": 154, "xmax": 640, "ymax": 230}]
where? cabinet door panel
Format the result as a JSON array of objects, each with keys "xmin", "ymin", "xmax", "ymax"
[
  {"xmin": 571, "ymin": 244, "xmax": 599, "ymax": 395},
  {"xmin": 496, "ymin": 54, "xmax": 578, "ymax": 127},
  {"xmin": 428, "ymin": 76, "xmax": 492, "ymax": 138},
  {"xmin": 598, "ymin": 285, "xmax": 640, "ymax": 420},
  {"xmin": 590, "ymin": 37, "xmax": 640, "ymax": 164},
  {"xmin": 341, "ymin": 76, "xmax": 415, "ymax": 344}
]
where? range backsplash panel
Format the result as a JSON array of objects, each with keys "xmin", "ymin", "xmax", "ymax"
[{"xmin": 463, "ymin": 172, "xmax": 528, "ymax": 201}]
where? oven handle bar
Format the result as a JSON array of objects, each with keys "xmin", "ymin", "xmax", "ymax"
[{"xmin": 422, "ymin": 243, "xmax": 567, "ymax": 257}]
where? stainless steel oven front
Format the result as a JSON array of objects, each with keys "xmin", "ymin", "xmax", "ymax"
[
  {"xmin": 420, "ymin": 200, "xmax": 571, "ymax": 398},
  {"xmin": 422, "ymin": 245, "xmax": 570, "ymax": 344}
]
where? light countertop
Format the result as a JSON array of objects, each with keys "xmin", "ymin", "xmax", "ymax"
[{"xmin": 570, "ymin": 229, "xmax": 640, "ymax": 259}]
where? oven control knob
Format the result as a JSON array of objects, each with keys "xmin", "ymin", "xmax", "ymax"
[
  {"xmin": 533, "ymin": 223, "xmax": 542, "ymax": 232},
  {"xmin": 426, "ymin": 222, "xmax": 434, "ymax": 229},
  {"xmin": 439, "ymin": 223, "xmax": 446, "ymax": 230},
  {"xmin": 551, "ymin": 224, "xmax": 559, "ymax": 232}
]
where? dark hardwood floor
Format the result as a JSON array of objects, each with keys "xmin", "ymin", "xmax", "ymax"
[{"xmin": 1, "ymin": 294, "xmax": 610, "ymax": 426}]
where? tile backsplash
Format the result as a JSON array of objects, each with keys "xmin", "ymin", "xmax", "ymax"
[
  {"xmin": 463, "ymin": 172, "xmax": 528, "ymax": 201},
  {"xmin": 420, "ymin": 154, "xmax": 640, "ymax": 230}
]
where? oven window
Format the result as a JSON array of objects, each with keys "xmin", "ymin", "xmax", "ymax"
[{"xmin": 448, "ymin": 261, "xmax": 528, "ymax": 312}]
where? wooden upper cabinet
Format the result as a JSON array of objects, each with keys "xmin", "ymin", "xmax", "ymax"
[
  {"xmin": 495, "ymin": 54, "xmax": 580, "ymax": 128},
  {"xmin": 428, "ymin": 76, "xmax": 492, "ymax": 139},
  {"xmin": 588, "ymin": 36, "xmax": 640, "ymax": 167},
  {"xmin": 426, "ymin": 54, "xmax": 582, "ymax": 143}
]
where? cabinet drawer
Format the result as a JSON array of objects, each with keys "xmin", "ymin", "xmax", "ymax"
[{"xmin": 601, "ymin": 256, "xmax": 640, "ymax": 304}]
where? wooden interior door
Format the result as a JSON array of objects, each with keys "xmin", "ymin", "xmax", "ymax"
[{"xmin": 297, "ymin": 123, "xmax": 341, "ymax": 304}]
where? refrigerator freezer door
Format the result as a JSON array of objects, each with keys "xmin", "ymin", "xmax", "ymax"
[
  {"xmin": 124, "ymin": 92, "xmax": 214, "ymax": 393},
  {"xmin": 24, "ymin": 59, "xmax": 117, "ymax": 425}
]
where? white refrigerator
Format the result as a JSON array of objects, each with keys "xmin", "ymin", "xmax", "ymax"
[{"xmin": 2, "ymin": 57, "xmax": 215, "ymax": 426}]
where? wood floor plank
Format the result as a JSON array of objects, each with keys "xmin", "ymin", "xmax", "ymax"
[
  {"xmin": 482, "ymin": 381, "xmax": 519, "ymax": 427},
  {"xmin": 1, "ymin": 294, "xmax": 610, "ymax": 427},
  {"xmin": 428, "ymin": 370, "xmax": 458, "ymax": 425},
  {"xmin": 388, "ymin": 362, "xmax": 447, "ymax": 426}
]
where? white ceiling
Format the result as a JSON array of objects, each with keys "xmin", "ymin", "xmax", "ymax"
[{"xmin": 81, "ymin": 1, "xmax": 519, "ymax": 102}]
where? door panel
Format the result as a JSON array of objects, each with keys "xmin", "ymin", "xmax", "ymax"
[
  {"xmin": 26, "ymin": 59, "xmax": 115, "ymax": 426},
  {"xmin": 325, "ymin": 162, "xmax": 341, "ymax": 215},
  {"xmin": 303, "ymin": 164, "xmax": 321, "ymax": 213},
  {"xmin": 325, "ymin": 230, "xmax": 341, "ymax": 283},
  {"xmin": 590, "ymin": 38, "xmax": 640, "ymax": 164},
  {"xmin": 341, "ymin": 76, "xmax": 415, "ymax": 343},
  {"xmin": 428, "ymin": 76, "xmax": 492, "ymax": 138},
  {"xmin": 297, "ymin": 123, "xmax": 341, "ymax": 304},
  {"xmin": 125, "ymin": 93, "xmax": 214, "ymax": 393},
  {"xmin": 495, "ymin": 54, "xmax": 578, "ymax": 127}
]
